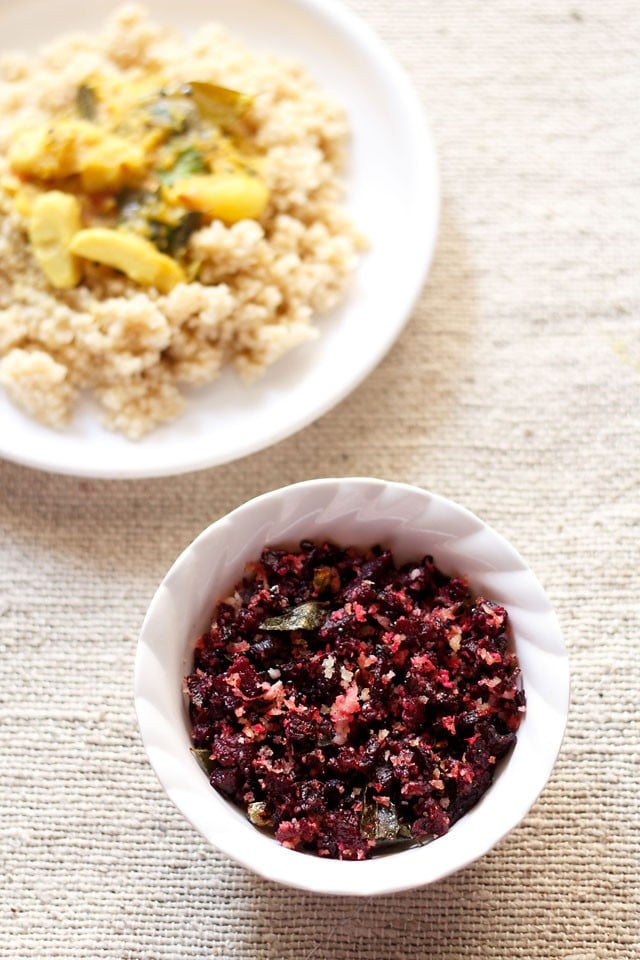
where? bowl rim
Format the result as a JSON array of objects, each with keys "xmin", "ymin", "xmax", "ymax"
[{"xmin": 135, "ymin": 477, "xmax": 570, "ymax": 895}]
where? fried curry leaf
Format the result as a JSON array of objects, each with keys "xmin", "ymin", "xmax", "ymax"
[
  {"xmin": 188, "ymin": 81, "xmax": 253, "ymax": 130},
  {"xmin": 360, "ymin": 794, "xmax": 408, "ymax": 842},
  {"xmin": 370, "ymin": 833, "xmax": 426, "ymax": 857},
  {"xmin": 260, "ymin": 601, "xmax": 328, "ymax": 632},
  {"xmin": 149, "ymin": 210, "xmax": 202, "ymax": 255},
  {"xmin": 76, "ymin": 84, "xmax": 98, "ymax": 121},
  {"xmin": 190, "ymin": 748, "xmax": 214, "ymax": 774},
  {"xmin": 169, "ymin": 210, "xmax": 203, "ymax": 253}
]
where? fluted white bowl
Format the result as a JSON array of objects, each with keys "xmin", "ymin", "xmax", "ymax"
[{"xmin": 135, "ymin": 478, "xmax": 569, "ymax": 895}]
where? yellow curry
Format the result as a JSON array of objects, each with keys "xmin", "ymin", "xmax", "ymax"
[{"xmin": 5, "ymin": 77, "xmax": 269, "ymax": 292}]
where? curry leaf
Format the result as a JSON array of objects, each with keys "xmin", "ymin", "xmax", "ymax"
[
  {"xmin": 260, "ymin": 602, "xmax": 328, "ymax": 632},
  {"xmin": 188, "ymin": 81, "xmax": 253, "ymax": 130},
  {"xmin": 76, "ymin": 84, "xmax": 97, "ymax": 121},
  {"xmin": 149, "ymin": 211, "xmax": 202, "ymax": 255},
  {"xmin": 360, "ymin": 794, "xmax": 405, "ymax": 842},
  {"xmin": 190, "ymin": 748, "xmax": 214, "ymax": 774}
]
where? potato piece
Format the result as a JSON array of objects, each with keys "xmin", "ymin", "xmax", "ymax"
[
  {"xmin": 168, "ymin": 173, "xmax": 269, "ymax": 224},
  {"xmin": 69, "ymin": 228, "xmax": 185, "ymax": 293},
  {"xmin": 79, "ymin": 135, "xmax": 146, "ymax": 192},
  {"xmin": 8, "ymin": 120, "xmax": 145, "ymax": 190},
  {"xmin": 28, "ymin": 191, "xmax": 83, "ymax": 289},
  {"xmin": 13, "ymin": 183, "xmax": 42, "ymax": 218},
  {"xmin": 0, "ymin": 173, "xmax": 20, "ymax": 195},
  {"xmin": 8, "ymin": 120, "xmax": 102, "ymax": 180}
]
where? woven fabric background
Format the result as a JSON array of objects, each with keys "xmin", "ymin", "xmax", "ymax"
[{"xmin": 1, "ymin": 0, "xmax": 639, "ymax": 957}]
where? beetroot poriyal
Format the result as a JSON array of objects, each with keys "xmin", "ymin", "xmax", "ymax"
[{"xmin": 186, "ymin": 541, "xmax": 525, "ymax": 860}]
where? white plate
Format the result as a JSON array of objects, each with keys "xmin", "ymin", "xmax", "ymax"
[{"xmin": 0, "ymin": 0, "xmax": 438, "ymax": 479}]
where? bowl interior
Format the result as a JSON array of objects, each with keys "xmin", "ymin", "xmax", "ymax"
[{"xmin": 136, "ymin": 478, "xmax": 569, "ymax": 895}]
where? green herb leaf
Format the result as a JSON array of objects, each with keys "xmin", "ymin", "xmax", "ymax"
[
  {"xmin": 260, "ymin": 601, "xmax": 328, "ymax": 632},
  {"xmin": 158, "ymin": 147, "xmax": 208, "ymax": 186}
]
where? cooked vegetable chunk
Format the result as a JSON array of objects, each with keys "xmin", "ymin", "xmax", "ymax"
[
  {"xmin": 9, "ymin": 120, "xmax": 146, "ymax": 190},
  {"xmin": 169, "ymin": 173, "xmax": 269, "ymax": 223},
  {"xmin": 28, "ymin": 191, "xmax": 83, "ymax": 289},
  {"xmin": 69, "ymin": 228, "xmax": 185, "ymax": 292},
  {"xmin": 13, "ymin": 183, "xmax": 42, "ymax": 218},
  {"xmin": 79, "ymin": 135, "xmax": 147, "ymax": 191},
  {"xmin": 9, "ymin": 121, "xmax": 102, "ymax": 179}
]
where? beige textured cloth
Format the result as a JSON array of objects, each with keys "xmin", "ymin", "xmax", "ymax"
[{"xmin": 1, "ymin": 0, "xmax": 639, "ymax": 957}]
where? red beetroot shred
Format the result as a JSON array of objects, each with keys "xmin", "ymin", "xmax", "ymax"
[{"xmin": 185, "ymin": 541, "xmax": 526, "ymax": 860}]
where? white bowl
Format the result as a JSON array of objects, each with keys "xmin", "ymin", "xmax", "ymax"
[
  {"xmin": 0, "ymin": 0, "xmax": 438, "ymax": 478},
  {"xmin": 135, "ymin": 478, "xmax": 569, "ymax": 896}
]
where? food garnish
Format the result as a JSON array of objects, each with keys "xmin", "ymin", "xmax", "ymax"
[
  {"xmin": 190, "ymin": 747, "xmax": 214, "ymax": 774},
  {"xmin": 187, "ymin": 82, "xmax": 253, "ymax": 130},
  {"xmin": 75, "ymin": 83, "xmax": 98, "ymax": 121},
  {"xmin": 28, "ymin": 191, "xmax": 83, "ymax": 289},
  {"xmin": 260, "ymin": 601, "xmax": 328, "ymax": 632}
]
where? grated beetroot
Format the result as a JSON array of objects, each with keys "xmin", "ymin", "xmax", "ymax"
[{"xmin": 185, "ymin": 542, "xmax": 526, "ymax": 860}]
